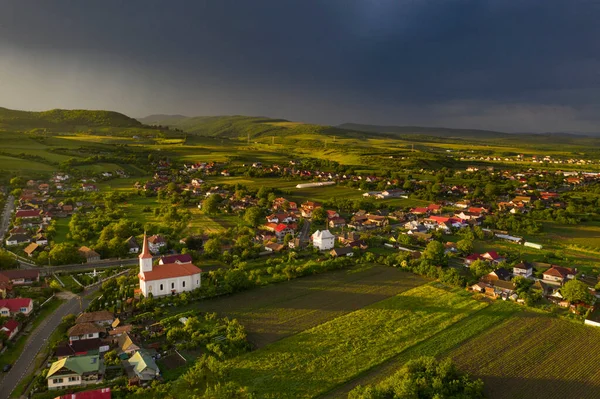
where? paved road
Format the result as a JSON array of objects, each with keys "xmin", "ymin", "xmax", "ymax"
[
  {"xmin": 0, "ymin": 194, "xmax": 15, "ymax": 242},
  {"xmin": 0, "ymin": 288, "xmax": 97, "ymax": 399}
]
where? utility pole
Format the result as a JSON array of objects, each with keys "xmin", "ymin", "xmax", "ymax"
[
  {"xmin": 247, "ymin": 133, "xmax": 250, "ymax": 145},
  {"xmin": 272, "ymin": 136, "xmax": 275, "ymax": 145}
]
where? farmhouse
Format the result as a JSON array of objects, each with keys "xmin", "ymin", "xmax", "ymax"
[
  {"xmin": 513, "ymin": 261, "xmax": 533, "ymax": 278},
  {"xmin": 543, "ymin": 266, "xmax": 577, "ymax": 285},
  {"xmin": 0, "ymin": 269, "xmax": 40, "ymax": 285},
  {"xmin": 56, "ymin": 338, "xmax": 106, "ymax": 359},
  {"xmin": 79, "ymin": 246, "xmax": 101, "ymax": 263},
  {"xmin": 265, "ymin": 242, "xmax": 285, "ymax": 253},
  {"xmin": 330, "ymin": 247, "xmax": 354, "ymax": 257},
  {"xmin": 118, "ymin": 332, "xmax": 140, "ymax": 354},
  {"xmin": 0, "ymin": 298, "xmax": 33, "ymax": 316},
  {"xmin": 312, "ymin": 230, "xmax": 335, "ymax": 251},
  {"xmin": 138, "ymin": 234, "xmax": 202, "ymax": 298},
  {"xmin": 76, "ymin": 311, "xmax": 115, "ymax": 327},
  {"xmin": 1, "ymin": 319, "xmax": 20, "ymax": 340},
  {"xmin": 47, "ymin": 354, "xmax": 103, "ymax": 390},
  {"xmin": 5, "ymin": 233, "xmax": 31, "ymax": 246},
  {"xmin": 126, "ymin": 236, "xmax": 140, "ymax": 254},
  {"xmin": 68, "ymin": 323, "xmax": 104, "ymax": 343},
  {"xmin": 126, "ymin": 350, "xmax": 160, "ymax": 381},
  {"xmin": 147, "ymin": 234, "xmax": 167, "ymax": 254}
]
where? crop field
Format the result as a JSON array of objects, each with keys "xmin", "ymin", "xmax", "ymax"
[
  {"xmin": 0, "ymin": 155, "xmax": 56, "ymax": 173},
  {"xmin": 187, "ymin": 208, "xmax": 238, "ymax": 233},
  {"xmin": 187, "ymin": 264, "xmax": 425, "ymax": 348},
  {"xmin": 326, "ymin": 301, "xmax": 521, "ymax": 398},
  {"xmin": 449, "ymin": 314, "xmax": 600, "ymax": 399},
  {"xmin": 223, "ymin": 283, "xmax": 486, "ymax": 398}
]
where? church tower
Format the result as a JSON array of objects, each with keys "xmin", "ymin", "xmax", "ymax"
[{"xmin": 139, "ymin": 233, "xmax": 153, "ymax": 274}]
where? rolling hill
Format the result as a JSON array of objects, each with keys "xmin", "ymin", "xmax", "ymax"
[
  {"xmin": 338, "ymin": 123, "xmax": 511, "ymax": 139},
  {"xmin": 0, "ymin": 107, "xmax": 143, "ymax": 130}
]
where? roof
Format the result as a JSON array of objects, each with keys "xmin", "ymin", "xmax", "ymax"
[
  {"xmin": 543, "ymin": 266, "xmax": 576, "ymax": 278},
  {"xmin": 331, "ymin": 247, "xmax": 353, "ymax": 256},
  {"xmin": 58, "ymin": 388, "xmax": 111, "ymax": 399},
  {"xmin": 128, "ymin": 350, "xmax": 158, "ymax": 374},
  {"xmin": 139, "ymin": 262, "xmax": 202, "ymax": 281},
  {"xmin": 483, "ymin": 251, "xmax": 503, "ymax": 260},
  {"xmin": 23, "ymin": 242, "xmax": 39, "ymax": 255},
  {"xmin": 491, "ymin": 268, "xmax": 511, "ymax": 280},
  {"xmin": 514, "ymin": 262, "xmax": 533, "ymax": 270},
  {"xmin": 15, "ymin": 209, "xmax": 41, "ymax": 218},
  {"xmin": 1, "ymin": 319, "xmax": 20, "ymax": 334},
  {"xmin": 7, "ymin": 234, "xmax": 30, "ymax": 243},
  {"xmin": 68, "ymin": 322, "xmax": 105, "ymax": 337},
  {"xmin": 160, "ymin": 253, "xmax": 193, "ymax": 264},
  {"xmin": 265, "ymin": 242, "xmax": 284, "ymax": 251},
  {"xmin": 139, "ymin": 233, "xmax": 152, "ymax": 259},
  {"xmin": 0, "ymin": 269, "xmax": 39, "ymax": 280},
  {"xmin": 79, "ymin": 246, "xmax": 100, "ymax": 258},
  {"xmin": 47, "ymin": 354, "xmax": 101, "ymax": 378},
  {"xmin": 411, "ymin": 207, "xmax": 429, "ymax": 213},
  {"xmin": 275, "ymin": 223, "xmax": 293, "ymax": 232},
  {"xmin": 126, "ymin": 236, "xmax": 139, "ymax": 248},
  {"xmin": 493, "ymin": 280, "xmax": 516, "ymax": 291},
  {"xmin": 76, "ymin": 310, "xmax": 114, "ymax": 324},
  {"xmin": 55, "ymin": 338, "xmax": 102, "ymax": 357},
  {"xmin": 118, "ymin": 332, "xmax": 139, "ymax": 352},
  {"xmin": 148, "ymin": 234, "xmax": 166, "ymax": 244},
  {"xmin": 312, "ymin": 230, "xmax": 334, "ymax": 240},
  {"xmin": 0, "ymin": 298, "xmax": 32, "ymax": 312},
  {"xmin": 108, "ymin": 325, "xmax": 133, "ymax": 336}
]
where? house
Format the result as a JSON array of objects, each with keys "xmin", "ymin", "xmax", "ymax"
[
  {"xmin": 312, "ymin": 230, "xmax": 335, "ymax": 251},
  {"xmin": 81, "ymin": 183, "xmax": 98, "ymax": 192},
  {"xmin": 56, "ymin": 388, "xmax": 111, "ymax": 399},
  {"xmin": 470, "ymin": 282, "xmax": 487, "ymax": 293},
  {"xmin": 0, "ymin": 298, "xmax": 33, "ymax": 316},
  {"xmin": 24, "ymin": 242, "xmax": 40, "ymax": 257},
  {"xmin": 47, "ymin": 354, "xmax": 103, "ymax": 390},
  {"xmin": 329, "ymin": 217, "xmax": 346, "ymax": 228},
  {"xmin": 138, "ymin": 234, "xmax": 202, "ymax": 297},
  {"xmin": 76, "ymin": 311, "xmax": 115, "ymax": 327},
  {"xmin": 159, "ymin": 254, "xmax": 193, "ymax": 265},
  {"xmin": 15, "ymin": 209, "xmax": 42, "ymax": 219},
  {"xmin": 288, "ymin": 238, "xmax": 306, "ymax": 250},
  {"xmin": 126, "ymin": 350, "xmax": 160, "ymax": 381},
  {"xmin": 265, "ymin": 242, "xmax": 284, "ymax": 253},
  {"xmin": 543, "ymin": 266, "xmax": 577, "ymax": 285},
  {"xmin": 491, "ymin": 280, "xmax": 517, "ymax": 300},
  {"xmin": 513, "ymin": 262, "xmax": 533, "ymax": 278},
  {"xmin": 126, "ymin": 236, "xmax": 140, "ymax": 254},
  {"xmin": 1, "ymin": 319, "xmax": 20, "ymax": 340},
  {"xmin": 79, "ymin": 246, "xmax": 101, "ymax": 263},
  {"xmin": 464, "ymin": 253, "xmax": 484, "ymax": 266},
  {"xmin": 330, "ymin": 247, "xmax": 354, "ymax": 257},
  {"xmin": 108, "ymin": 325, "xmax": 133, "ymax": 341},
  {"xmin": 0, "ymin": 269, "xmax": 40, "ymax": 286},
  {"xmin": 5, "ymin": 233, "xmax": 30, "ymax": 246},
  {"xmin": 300, "ymin": 201, "xmax": 321, "ymax": 218},
  {"xmin": 147, "ymin": 234, "xmax": 167, "ymax": 254},
  {"xmin": 118, "ymin": 332, "xmax": 140, "ymax": 354},
  {"xmin": 68, "ymin": 323, "xmax": 104, "ymax": 343},
  {"xmin": 0, "ymin": 274, "xmax": 12, "ymax": 298},
  {"xmin": 481, "ymin": 251, "xmax": 505, "ymax": 265},
  {"xmin": 326, "ymin": 210, "xmax": 339, "ymax": 219},
  {"xmin": 35, "ymin": 233, "xmax": 48, "ymax": 246},
  {"xmin": 483, "ymin": 268, "xmax": 512, "ymax": 282},
  {"xmin": 410, "ymin": 207, "xmax": 429, "ymax": 215},
  {"xmin": 56, "ymin": 338, "xmax": 106, "ymax": 359}
]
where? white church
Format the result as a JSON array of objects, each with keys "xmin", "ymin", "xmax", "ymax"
[{"xmin": 138, "ymin": 234, "xmax": 202, "ymax": 297}]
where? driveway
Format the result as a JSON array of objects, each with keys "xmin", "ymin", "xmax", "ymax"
[{"xmin": 0, "ymin": 288, "xmax": 96, "ymax": 399}]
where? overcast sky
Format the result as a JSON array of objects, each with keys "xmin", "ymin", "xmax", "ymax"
[{"xmin": 1, "ymin": 1, "xmax": 599, "ymax": 132}]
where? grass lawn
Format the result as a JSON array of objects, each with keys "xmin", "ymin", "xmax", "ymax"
[
  {"xmin": 188, "ymin": 208, "xmax": 239, "ymax": 233},
  {"xmin": 224, "ymin": 283, "xmax": 486, "ymax": 398}
]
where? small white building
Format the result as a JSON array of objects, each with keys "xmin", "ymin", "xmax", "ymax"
[{"xmin": 312, "ymin": 230, "xmax": 335, "ymax": 251}]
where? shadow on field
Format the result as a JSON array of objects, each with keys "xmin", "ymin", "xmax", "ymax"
[{"xmin": 479, "ymin": 375, "xmax": 600, "ymax": 399}]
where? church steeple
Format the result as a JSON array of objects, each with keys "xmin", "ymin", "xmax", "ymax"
[{"xmin": 139, "ymin": 232, "xmax": 153, "ymax": 273}]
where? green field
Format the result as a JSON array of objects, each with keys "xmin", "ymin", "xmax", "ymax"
[
  {"xmin": 449, "ymin": 314, "xmax": 600, "ymax": 399},
  {"xmin": 224, "ymin": 284, "xmax": 486, "ymax": 398}
]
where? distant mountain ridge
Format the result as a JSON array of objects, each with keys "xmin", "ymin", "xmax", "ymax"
[
  {"xmin": 0, "ymin": 107, "xmax": 142, "ymax": 128},
  {"xmin": 138, "ymin": 114, "xmax": 189, "ymax": 125},
  {"xmin": 338, "ymin": 123, "xmax": 511, "ymax": 139}
]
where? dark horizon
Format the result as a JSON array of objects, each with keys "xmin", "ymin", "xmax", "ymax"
[{"xmin": 2, "ymin": 1, "xmax": 600, "ymax": 133}]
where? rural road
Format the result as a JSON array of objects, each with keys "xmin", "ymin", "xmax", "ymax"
[
  {"xmin": 0, "ymin": 194, "xmax": 15, "ymax": 243},
  {"xmin": 0, "ymin": 288, "xmax": 97, "ymax": 399}
]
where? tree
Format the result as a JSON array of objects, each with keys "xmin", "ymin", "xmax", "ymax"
[
  {"xmin": 349, "ymin": 356, "xmax": 484, "ymax": 399},
  {"xmin": 456, "ymin": 239, "xmax": 474, "ymax": 255},
  {"xmin": 513, "ymin": 275, "xmax": 533, "ymax": 294},
  {"xmin": 0, "ymin": 249, "xmax": 18, "ymax": 270},
  {"xmin": 243, "ymin": 207, "xmax": 263, "ymax": 227},
  {"xmin": 561, "ymin": 279, "xmax": 593, "ymax": 304},
  {"xmin": 203, "ymin": 239, "xmax": 222, "ymax": 258},
  {"xmin": 421, "ymin": 241, "xmax": 447, "ymax": 266},
  {"xmin": 469, "ymin": 259, "xmax": 493, "ymax": 278},
  {"xmin": 202, "ymin": 194, "xmax": 221, "ymax": 215},
  {"xmin": 49, "ymin": 243, "xmax": 83, "ymax": 265},
  {"xmin": 311, "ymin": 207, "xmax": 327, "ymax": 224}
]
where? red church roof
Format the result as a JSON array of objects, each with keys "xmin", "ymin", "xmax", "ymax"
[
  {"xmin": 59, "ymin": 388, "xmax": 111, "ymax": 399},
  {"xmin": 139, "ymin": 263, "xmax": 202, "ymax": 282}
]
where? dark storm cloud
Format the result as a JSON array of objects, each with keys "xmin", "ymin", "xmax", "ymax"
[{"xmin": 1, "ymin": 0, "xmax": 600, "ymax": 132}]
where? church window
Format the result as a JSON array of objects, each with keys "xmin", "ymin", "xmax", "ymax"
[
  {"xmin": 171, "ymin": 282, "xmax": 175, "ymax": 289},
  {"xmin": 182, "ymin": 281, "xmax": 186, "ymax": 288},
  {"xmin": 159, "ymin": 284, "xmax": 164, "ymax": 291}
]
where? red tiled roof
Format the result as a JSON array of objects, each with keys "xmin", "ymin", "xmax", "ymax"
[
  {"xmin": 140, "ymin": 263, "xmax": 202, "ymax": 281},
  {"xmin": 543, "ymin": 266, "xmax": 576, "ymax": 278},
  {"xmin": 160, "ymin": 254, "xmax": 192, "ymax": 264},
  {"xmin": 59, "ymin": 388, "xmax": 111, "ymax": 399},
  {"xmin": 275, "ymin": 223, "xmax": 292, "ymax": 232},
  {"xmin": 15, "ymin": 209, "xmax": 41, "ymax": 218},
  {"xmin": 411, "ymin": 207, "xmax": 428, "ymax": 213},
  {"xmin": 0, "ymin": 298, "xmax": 32, "ymax": 312},
  {"xmin": 1, "ymin": 319, "xmax": 20, "ymax": 334},
  {"xmin": 148, "ymin": 234, "xmax": 166, "ymax": 244}
]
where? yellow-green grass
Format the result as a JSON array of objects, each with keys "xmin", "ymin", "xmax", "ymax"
[
  {"xmin": 0, "ymin": 155, "xmax": 56, "ymax": 172},
  {"xmin": 74, "ymin": 162, "xmax": 124, "ymax": 173},
  {"xmin": 327, "ymin": 300, "xmax": 521, "ymax": 398},
  {"xmin": 224, "ymin": 284, "xmax": 487, "ymax": 398},
  {"xmin": 188, "ymin": 208, "xmax": 238, "ymax": 233},
  {"xmin": 448, "ymin": 314, "xmax": 600, "ymax": 399}
]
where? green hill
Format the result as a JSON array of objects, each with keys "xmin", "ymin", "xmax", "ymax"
[
  {"xmin": 136, "ymin": 115, "xmax": 376, "ymax": 140},
  {"xmin": 0, "ymin": 107, "xmax": 143, "ymax": 129},
  {"xmin": 338, "ymin": 123, "xmax": 510, "ymax": 139}
]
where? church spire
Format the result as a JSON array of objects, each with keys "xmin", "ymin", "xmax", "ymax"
[{"xmin": 139, "ymin": 232, "xmax": 152, "ymax": 259}]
